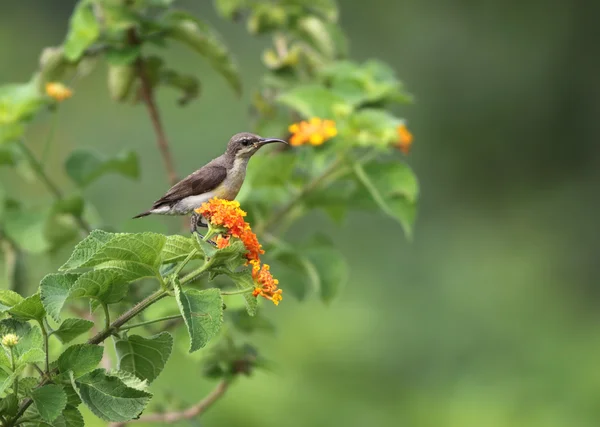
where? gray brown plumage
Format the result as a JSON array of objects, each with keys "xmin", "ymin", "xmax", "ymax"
[{"xmin": 133, "ymin": 132, "xmax": 287, "ymax": 219}]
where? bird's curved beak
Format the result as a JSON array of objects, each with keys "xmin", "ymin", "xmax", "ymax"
[{"xmin": 258, "ymin": 137, "xmax": 288, "ymax": 146}]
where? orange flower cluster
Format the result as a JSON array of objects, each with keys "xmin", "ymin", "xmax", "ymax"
[
  {"xmin": 196, "ymin": 198, "xmax": 282, "ymax": 305},
  {"xmin": 288, "ymin": 117, "xmax": 337, "ymax": 146},
  {"xmin": 45, "ymin": 82, "xmax": 73, "ymax": 102},
  {"xmin": 196, "ymin": 198, "xmax": 263, "ymax": 262},
  {"xmin": 396, "ymin": 123, "xmax": 413, "ymax": 154},
  {"xmin": 250, "ymin": 260, "xmax": 282, "ymax": 306}
]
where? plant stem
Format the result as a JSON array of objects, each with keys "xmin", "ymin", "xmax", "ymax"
[
  {"xmin": 18, "ymin": 140, "xmax": 92, "ymax": 234},
  {"xmin": 119, "ymin": 314, "xmax": 183, "ymax": 332},
  {"xmin": 38, "ymin": 321, "xmax": 49, "ymax": 374},
  {"xmin": 172, "ymin": 249, "xmax": 198, "ymax": 277},
  {"xmin": 109, "ymin": 380, "xmax": 230, "ymax": 426},
  {"xmin": 9, "ymin": 347, "xmax": 18, "ymax": 396},
  {"xmin": 221, "ymin": 287, "xmax": 254, "ymax": 296},
  {"xmin": 180, "ymin": 259, "xmax": 214, "ymax": 285},
  {"xmin": 126, "ymin": 28, "xmax": 178, "ymax": 186}
]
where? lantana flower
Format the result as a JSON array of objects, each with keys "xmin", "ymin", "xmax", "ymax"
[
  {"xmin": 1, "ymin": 333, "xmax": 19, "ymax": 347},
  {"xmin": 288, "ymin": 117, "xmax": 337, "ymax": 146},
  {"xmin": 395, "ymin": 123, "xmax": 413, "ymax": 154},
  {"xmin": 196, "ymin": 198, "xmax": 281, "ymax": 305},
  {"xmin": 45, "ymin": 82, "xmax": 73, "ymax": 102}
]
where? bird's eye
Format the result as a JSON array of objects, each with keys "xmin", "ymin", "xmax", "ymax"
[{"xmin": 241, "ymin": 138, "xmax": 251, "ymax": 146}]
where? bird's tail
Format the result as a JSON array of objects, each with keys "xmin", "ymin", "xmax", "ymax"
[{"xmin": 132, "ymin": 210, "xmax": 152, "ymax": 219}]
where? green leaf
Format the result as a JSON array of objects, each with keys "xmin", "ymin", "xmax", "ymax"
[
  {"xmin": 13, "ymin": 324, "xmax": 43, "ymax": 360},
  {"xmin": 65, "ymin": 149, "xmax": 139, "ymax": 188},
  {"xmin": 58, "ymin": 344, "xmax": 104, "ymax": 379},
  {"xmin": 165, "ymin": 11, "xmax": 241, "ymax": 95},
  {"xmin": 17, "ymin": 348, "xmax": 45, "ymax": 366},
  {"xmin": 3, "ymin": 204, "xmax": 52, "ymax": 254},
  {"xmin": 0, "ymin": 393, "xmax": 18, "ymax": 416},
  {"xmin": 60, "ymin": 405, "xmax": 85, "ymax": 427},
  {"xmin": 303, "ymin": 236, "xmax": 348, "ymax": 303},
  {"xmin": 71, "ymin": 369, "xmax": 152, "ymax": 422},
  {"xmin": 344, "ymin": 109, "xmax": 401, "ymax": 147},
  {"xmin": 0, "ymin": 289, "xmax": 24, "ymax": 313},
  {"xmin": 63, "ymin": 2, "xmax": 100, "ymax": 61},
  {"xmin": 52, "ymin": 319, "xmax": 94, "ymax": 344},
  {"xmin": 0, "ymin": 123, "xmax": 25, "ymax": 144},
  {"xmin": 59, "ymin": 229, "xmax": 114, "ymax": 271},
  {"xmin": 174, "ymin": 285, "xmax": 223, "ymax": 352},
  {"xmin": 0, "ymin": 79, "xmax": 47, "ymax": 126},
  {"xmin": 8, "ymin": 293, "xmax": 45, "ymax": 322},
  {"xmin": 107, "ymin": 64, "xmax": 136, "ymax": 102},
  {"xmin": 69, "ymin": 269, "xmax": 128, "ymax": 303},
  {"xmin": 284, "ymin": 0, "xmax": 338, "ymax": 22},
  {"xmin": 31, "ymin": 384, "xmax": 67, "ymax": 422},
  {"xmin": 107, "ymin": 370, "xmax": 149, "ymax": 392},
  {"xmin": 353, "ymin": 160, "xmax": 419, "ymax": 236},
  {"xmin": 16, "ymin": 377, "xmax": 39, "ymax": 397},
  {"xmin": 105, "ymin": 46, "xmax": 141, "ymax": 66},
  {"xmin": 271, "ymin": 250, "xmax": 313, "ymax": 300},
  {"xmin": 40, "ymin": 273, "xmax": 80, "ymax": 322},
  {"xmin": 195, "ymin": 235, "xmax": 246, "ymax": 272},
  {"xmin": 278, "ymin": 84, "xmax": 347, "ymax": 118},
  {"xmin": 161, "ymin": 235, "xmax": 203, "ymax": 264},
  {"xmin": 226, "ymin": 270, "xmax": 258, "ymax": 316},
  {"xmin": 159, "ymin": 69, "xmax": 201, "ymax": 106},
  {"xmin": 0, "ymin": 368, "xmax": 23, "ymax": 395},
  {"xmin": 114, "ymin": 332, "xmax": 173, "ymax": 383}
]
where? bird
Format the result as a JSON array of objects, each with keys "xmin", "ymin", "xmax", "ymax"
[{"xmin": 133, "ymin": 132, "xmax": 288, "ymax": 233}]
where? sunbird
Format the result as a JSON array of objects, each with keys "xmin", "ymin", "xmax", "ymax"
[{"xmin": 133, "ymin": 132, "xmax": 288, "ymax": 232}]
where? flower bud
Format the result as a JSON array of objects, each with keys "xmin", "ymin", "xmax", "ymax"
[
  {"xmin": 107, "ymin": 64, "xmax": 136, "ymax": 102},
  {"xmin": 1, "ymin": 333, "xmax": 19, "ymax": 347}
]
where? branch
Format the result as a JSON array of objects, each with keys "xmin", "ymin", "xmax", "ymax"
[
  {"xmin": 127, "ymin": 29, "xmax": 178, "ymax": 186},
  {"xmin": 110, "ymin": 380, "xmax": 229, "ymax": 426}
]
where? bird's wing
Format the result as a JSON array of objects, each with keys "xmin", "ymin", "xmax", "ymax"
[{"xmin": 151, "ymin": 164, "xmax": 227, "ymax": 208}]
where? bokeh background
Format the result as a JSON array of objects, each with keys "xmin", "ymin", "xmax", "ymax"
[{"xmin": 2, "ymin": 0, "xmax": 600, "ymax": 426}]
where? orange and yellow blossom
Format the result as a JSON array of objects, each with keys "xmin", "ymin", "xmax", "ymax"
[
  {"xmin": 396, "ymin": 123, "xmax": 413, "ymax": 154},
  {"xmin": 288, "ymin": 117, "xmax": 337, "ymax": 146},
  {"xmin": 196, "ymin": 198, "xmax": 281, "ymax": 305},
  {"xmin": 251, "ymin": 260, "xmax": 283, "ymax": 305},
  {"xmin": 45, "ymin": 82, "xmax": 73, "ymax": 102}
]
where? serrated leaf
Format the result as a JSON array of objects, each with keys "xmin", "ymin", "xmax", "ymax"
[
  {"xmin": 63, "ymin": 2, "xmax": 100, "ymax": 61},
  {"xmin": 107, "ymin": 370, "xmax": 149, "ymax": 391},
  {"xmin": 0, "ymin": 366, "xmax": 24, "ymax": 395},
  {"xmin": 8, "ymin": 293, "xmax": 45, "ymax": 321},
  {"xmin": 161, "ymin": 235, "xmax": 203, "ymax": 264},
  {"xmin": 195, "ymin": 235, "xmax": 246, "ymax": 272},
  {"xmin": 60, "ymin": 229, "xmax": 114, "ymax": 271},
  {"xmin": 278, "ymin": 84, "xmax": 346, "ymax": 118},
  {"xmin": 31, "ymin": 384, "xmax": 67, "ymax": 422},
  {"xmin": 58, "ymin": 344, "xmax": 104, "ymax": 379},
  {"xmin": 65, "ymin": 149, "xmax": 139, "ymax": 188},
  {"xmin": 52, "ymin": 319, "xmax": 94, "ymax": 344},
  {"xmin": 61, "ymin": 405, "xmax": 84, "ymax": 427},
  {"xmin": 17, "ymin": 377, "xmax": 39, "ymax": 397},
  {"xmin": 0, "ymin": 393, "xmax": 18, "ymax": 417},
  {"xmin": 12, "ymin": 324, "xmax": 43, "ymax": 360},
  {"xmin": 115, "ymin": 332, "xmax": 173, "ymax": 383},
  {"xmin": 69, "ymin": 269, "xmax": 128, "ymax": 304},
  {"xmin": 165, "ymin": 11, "xmax": 241, "ymax": 95},
  {"xmin": 71, "ymin": 369, "xmax": 152, "ymax": 422},
  {"xmin": 353, "ymin": 160, "xmax": 419, "ymax": 236},
  {"xmin": 40, "ymin": 273, "xmax": 80, "ymax": 322},
  {"xmin": 17, "ymin": 348, "xmax": 45, "ymax": 366},
  {"xmin": 0, "ymin": 289, "xmax": 24, "ymax": 312},
  {"xmin": 174, "ymin": 285, "xmax": 223, "ymax": 352}
]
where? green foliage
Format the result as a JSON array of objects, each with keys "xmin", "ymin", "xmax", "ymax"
[
  {"xmin": 65, "ymin": 149, "xmax": 140, "ymax": 188},
  {"xmin": 174, "ymin": 285, "xmax": 224, "ymax": 353},
  {"xmin": 0, "ymin": 0, "xmax": 418, "ymax": 425},
  {"xmin": 114, "ymin": 332, "xmax": 173, "ymax": 382},
  {"xmin": 70, "ymin": 369, "xmax": 152, "ymax": 422},
  {"xmin": 30, "ymin": 385, "xmax": 67, "ymax": 422}
]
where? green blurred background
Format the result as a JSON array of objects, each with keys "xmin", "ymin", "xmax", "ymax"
[{"xmin": 2, "ymin": 1, "xmax": 600, "ymax": 426}]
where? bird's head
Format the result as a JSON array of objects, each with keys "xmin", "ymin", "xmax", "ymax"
[{"xmin": 226, "ymin": 132, "xmax": 288, "ymax": 159}]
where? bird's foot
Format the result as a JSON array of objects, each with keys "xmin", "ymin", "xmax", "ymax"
[{"xmin": 190, "ymin": 213, "xmax": 216, "ymax": 246}]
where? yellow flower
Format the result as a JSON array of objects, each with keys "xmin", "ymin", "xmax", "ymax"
[
  {"xmin": 45, "ymin": 82, "xmax": 73, "ymax": 102},
  {"xmin": 288, "ymin": 118, "xmax": 337, "ymax": 146},
  {"xmin": 251, "ymin": 260, "xmax": 282, "ymax": 305},
  {"xmin": 1, "ymin": 333, "xmax": 19, "ymax": 347},
  {"xmin": 396, "ymin": 123, "xmax": 413, "ymax": 154}
]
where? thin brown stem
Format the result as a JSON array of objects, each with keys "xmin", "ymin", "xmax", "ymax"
[
  {"xmin": 109, "ymin": 380, "xmax": 229, "ymax": 426},
  {"xmin": 127, "ymin": 29, "xmax": 178, "ymax": 186}
]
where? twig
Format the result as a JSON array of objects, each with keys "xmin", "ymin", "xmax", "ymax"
[
  {"xmin": 118, "ymin": 314, "xmax": 182, "ymax": 332},
  {"xmin": 109, "ymin": 380, "xmax": 229, "ymax": 426},
  {"xmin": 127, "ymin": 29, "xmax": 178, "ymax": 186}
]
